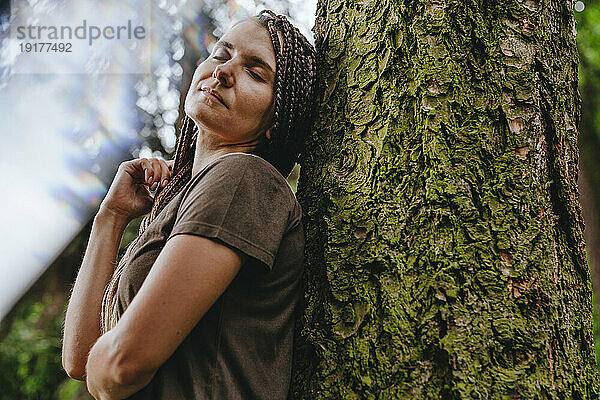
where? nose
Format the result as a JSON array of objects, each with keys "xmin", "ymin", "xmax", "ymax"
[{"xmin": 212, "ymin": 62, "xmax": 234, "ymax": 88}]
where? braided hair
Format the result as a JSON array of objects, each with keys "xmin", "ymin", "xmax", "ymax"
[{"xmin": 101, "ymin": 10, "xmax": 318, "ymax": 332}]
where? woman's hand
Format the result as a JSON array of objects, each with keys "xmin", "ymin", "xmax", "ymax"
[{"xmin": 99, "ymin": 158, "xmax": 174, "ymax": 225}]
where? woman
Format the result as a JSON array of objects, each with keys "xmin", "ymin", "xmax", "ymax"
[{"xmin": 62, "ymin": 10, "xmax": 317, "ymax": 399}]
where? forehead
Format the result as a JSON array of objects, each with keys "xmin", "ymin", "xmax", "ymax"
[{"xmin": 219, "ymin": 20, "xmax": 276, "ymax": 67}]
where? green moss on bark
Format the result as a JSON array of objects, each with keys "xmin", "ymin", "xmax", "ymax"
[{"xmin": 291, "ymin": 0, "xmax": 600, "ymax": 398}]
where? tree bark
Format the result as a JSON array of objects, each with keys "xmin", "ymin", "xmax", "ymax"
[{"xmin": 292, "ymin": 0, "xmax": 600, "ymax": 398}]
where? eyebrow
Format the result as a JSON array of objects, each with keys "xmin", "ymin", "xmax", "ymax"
[{"xmin": 215, "ymin": 40, "xmax": 275, "ymax": 74}]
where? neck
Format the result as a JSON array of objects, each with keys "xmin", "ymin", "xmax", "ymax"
[{"xmin": 191, "ymin": 125, "xmax": 263, "ymax": 178}]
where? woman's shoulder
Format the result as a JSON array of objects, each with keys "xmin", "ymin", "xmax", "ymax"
[
  {"xmin": 205, "ymin": 152, "xmax": 296, "ymax": 197},
  {"xmin": 210, "ymin": 152, "xmax": 281, "ymax": 175},
  {"xmin": 172, "ymin": 152, "xmax": 302, "ymax": 268}
]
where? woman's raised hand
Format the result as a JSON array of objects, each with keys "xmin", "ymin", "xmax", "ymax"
[{"xmin": 98, "ymin": 158, "xmax": 174, "ymax": 225}]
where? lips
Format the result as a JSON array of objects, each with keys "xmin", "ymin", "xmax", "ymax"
[{"xmin": 201, "ymin": 86, "xmax": 228, "ymax": 108}]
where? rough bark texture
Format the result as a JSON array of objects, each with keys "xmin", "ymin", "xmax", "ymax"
[{"xmin": 291, "ymin": 0, "xmax": 600, "ymax": 398}]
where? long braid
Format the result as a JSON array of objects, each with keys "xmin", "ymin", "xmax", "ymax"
[
  {"xmin": 101, "ymin": 10, "xmax": 318, "ymax": 333},
  {"xmin": 256, "ymin": 10, "xmax": 318, "ymax": 177},
  {"xmin": 101, "ymin": 115, "xmax": 196, "ymax": 332},
  {"xmin": 141, "ymin": 116, "xmax": 196, "ymax": 232}
]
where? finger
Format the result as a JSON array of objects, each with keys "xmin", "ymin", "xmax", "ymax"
[
  {"xmin": 147, "ymin": 158, "xmax": 169, "ymax": 188},
  {"xmin": 157, "ymin": 160, "xmax": 172, "ymax": 187},
  {"xmin": 146, "ymin": 159, "xmax": 162, "ymax": 186},
  {"xmin": 148, "ymin": 158, "xmax": 165, "ymax": 186},
  {"xmin": 138, "ymin": 158, "xmax": 152, "ymax": 184}
]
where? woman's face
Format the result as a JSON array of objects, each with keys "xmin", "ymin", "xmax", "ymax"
[{"xmin": 185, "ymin": 20, "xmax": 276, "ymax": 144}]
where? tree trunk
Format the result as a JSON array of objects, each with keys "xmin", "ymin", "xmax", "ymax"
[{"xmin": 292, "ymin": 0, "xmax": 600, "ymax": 398}]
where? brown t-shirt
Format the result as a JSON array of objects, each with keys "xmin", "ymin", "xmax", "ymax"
[{"xmin": 117, "ymin": 153, "xmax": 304, "ymax": 399}]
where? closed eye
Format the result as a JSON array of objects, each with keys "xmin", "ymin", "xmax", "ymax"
[
  {"xmin": 247, "ymin": 69, "xmax": 264, "ymax": 81},
  {"xmin": 213, "ymin": 56, "xmax": 227, "ymax": 61}
]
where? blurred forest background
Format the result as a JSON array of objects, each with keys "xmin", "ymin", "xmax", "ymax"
[
  {"xmin": 1, "ymin": 0, "xmax": 600, "ymax": 399},
  {"xmin": 0, "ymin": 0, "xmax": 309, "ymax": 398}
]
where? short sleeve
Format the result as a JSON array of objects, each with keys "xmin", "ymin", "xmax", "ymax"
[{"xmin": 167, "ymin": 154, "xmax": 295, "ymax": 269}]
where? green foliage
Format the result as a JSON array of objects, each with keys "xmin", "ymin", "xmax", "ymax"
[
  {"xmin": 577, "ymin": 0, "xmax": 600, "ymax": 147},
  {"xmin": 287, "ymin": 163, "xmax": 301, "ymax": 193},
  {"xmin": 55, "ymin": 379, "xmax": 91, "ymax": 400},
  {"xmin": 577, "ymin": 1, "xmax": 600, "ymax": 87},
  {"xmin": 119, "ymin": 214, "xmax": 144, "ymax": 258},
  {"xmin": 0, "ymin": 295, "xmax": 90, "ymax": 400},
  {"xmin": 594, "ymin": 294, "xmax": 600, "ymax": 368}
]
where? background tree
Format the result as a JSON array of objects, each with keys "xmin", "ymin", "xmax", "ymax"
[
  {"xmin": 292, "ymin": 0, "xmax": 600, "ymax": 398},
  {"xmin": 576, "ymin": 0, "xmax": 600, "ymax": 360}
]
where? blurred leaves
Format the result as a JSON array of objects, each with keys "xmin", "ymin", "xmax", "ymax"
[
  {"xmin": 0, "ymin": 295, "xmax": 90, "ymax": 400},
  {"xmin": 577, "ymin": 0, "xmax": 600, "ymax": 139},
  {"xmin": 577, "ymin": 1, "xmax": 600, "ymax": 85}
]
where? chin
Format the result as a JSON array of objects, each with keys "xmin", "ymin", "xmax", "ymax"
[
  {"xmin": 184, "ymin": 100, "xmax": 205, "ymax": 126},
  {"xmin": 184, "ymin": 96, "xmax": 198, "ymax": 119},
  {"xmin": 185, "ymin": 110, "xmax": 229, "ymax": 136}
]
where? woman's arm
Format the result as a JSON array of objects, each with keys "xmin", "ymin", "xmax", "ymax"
[
  {"xmin": 62, "ymin": 208, "xmax": 128, "ymax": 380},
  {"xmin": 62, "ymin": 157, "xmax": 173, "ymax": 380},
  {"xmin": 85, "ymin": 234, "xmax": 244, "ymax": 400}
]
